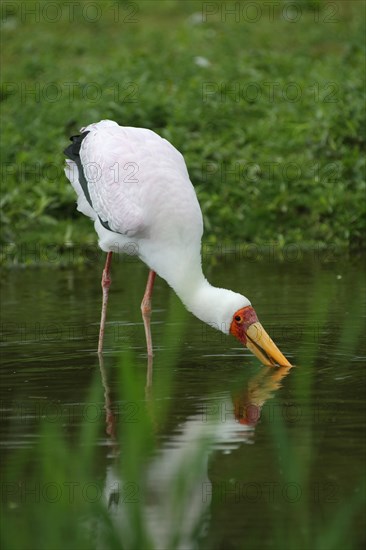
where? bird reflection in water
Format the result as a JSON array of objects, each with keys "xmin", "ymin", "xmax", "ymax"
[
  {"xmin": 97, "ymin": 355, "xmax": 293, "ymax": 547},
  {"xmin": 232, "ymin": 364, "xmax": 293, "ymax": 428}
]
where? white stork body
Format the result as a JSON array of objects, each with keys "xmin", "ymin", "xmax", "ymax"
[
  {"xmin": 65, "ymin": 120, "xmax": 249, "ymax": 330},
  {"xmin": 64, "ymin": 120, "xmax": 291, "ymax": 366}
]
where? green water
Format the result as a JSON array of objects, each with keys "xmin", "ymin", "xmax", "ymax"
[{"xmin": 1, "ymin": 254, "xmax": 365, "ymax": 550}]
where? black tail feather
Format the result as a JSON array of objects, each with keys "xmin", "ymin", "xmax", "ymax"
[
  {"xmin": 64, "ymin": 131, "xmax": 90, "ymax": 161},
  {"xmin": 64, "ymin": 130, "xmax": 112, "ymax": 233}
]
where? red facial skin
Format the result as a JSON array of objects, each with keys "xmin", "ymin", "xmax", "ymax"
[
  {"xmin": 234, "ymin": 398, "xmax": 261, "ymax": 426},
  {"xmin": 229, "ymin": 306, "xmax": 259, "ymax": 344}
]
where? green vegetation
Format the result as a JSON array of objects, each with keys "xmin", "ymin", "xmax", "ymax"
[{"xmin": 1, "ymin": 0, "xmax": 365, "ymax": 265}]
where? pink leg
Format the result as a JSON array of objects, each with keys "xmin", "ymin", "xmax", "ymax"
[
  {"xmin": 141, "ymin": 270, "xmax": 156, "ymax": 357},
  {"xmin": 98, "ymin": 252, "xmax": 113, "ymax": 354}
]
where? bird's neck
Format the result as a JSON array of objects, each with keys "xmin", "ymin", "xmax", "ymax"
[{"xmin": 154, "ymin": 250, "xmax": 249, "ymax": 334}]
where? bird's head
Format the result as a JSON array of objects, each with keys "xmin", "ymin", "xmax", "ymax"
[
  {"xmin": 181, "ymin": 284, "xmax": 291, "ymax": 367},
  {"xmin": 229, "ymin": 305, "xmax": 291, "ymax": 367}
]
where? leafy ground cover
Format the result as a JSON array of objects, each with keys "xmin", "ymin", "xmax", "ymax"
[{"xmin": 1, "ymin": 0, "xmax": 365, "ymax": 265}]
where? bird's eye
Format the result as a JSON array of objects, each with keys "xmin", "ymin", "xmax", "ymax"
[{"xmin": 234, "ymin": 315, "xmax": 242, "ymax": 323}]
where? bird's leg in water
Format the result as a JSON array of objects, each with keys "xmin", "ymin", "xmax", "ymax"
[
  {"xmin": 145, "ymin": 354, "xmax": 153, "ymax": 400},
  {"xmin": 141, "ymin": 270, "xmax": 156, "ymax": 357},
  {"xmin": 98, "ymin": 252, "xmax": 113, "ymax": 353}
]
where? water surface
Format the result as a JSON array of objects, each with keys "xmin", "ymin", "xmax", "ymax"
[{"xmin": 1, "ymin": 254, "xmax": 365, "ymax": 549}]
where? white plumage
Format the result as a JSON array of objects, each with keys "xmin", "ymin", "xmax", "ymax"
[{"xmin": 64, "ymin": 119, "xmax": 291, "ymax": 367}]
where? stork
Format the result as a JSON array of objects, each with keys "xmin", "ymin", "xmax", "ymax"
[{"xmin": 64, "ymin": 120, "xmax": 291, "ymax": 367}]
